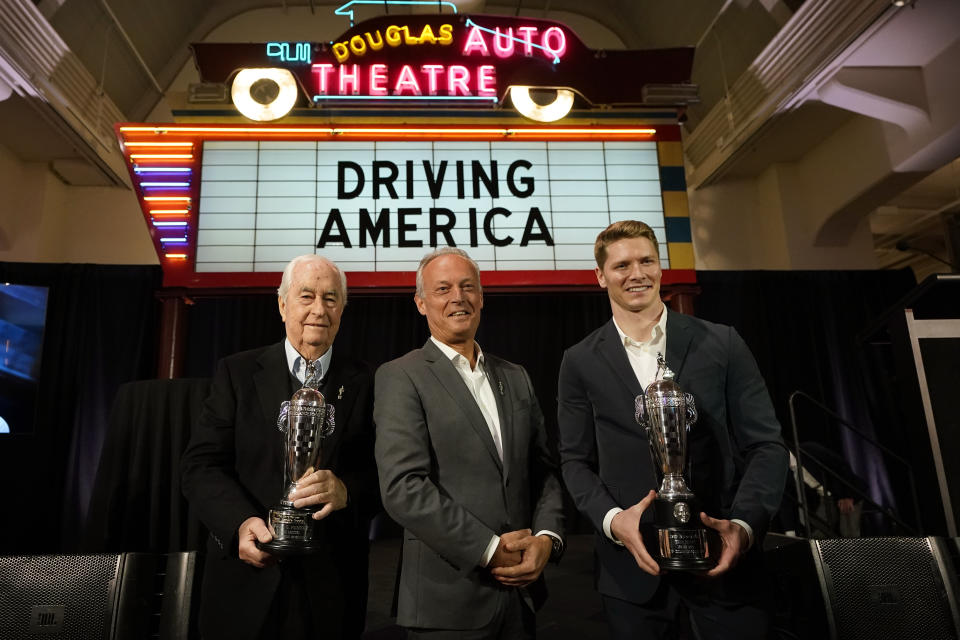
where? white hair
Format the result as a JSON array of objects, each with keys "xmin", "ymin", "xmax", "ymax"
[
  {"xmin": 277, "ymin": 254, "xmax": 348, "ymax": 305},
  {"xmin": 415, "ymin": 247, "xmax": 482, "ymax": 298}
]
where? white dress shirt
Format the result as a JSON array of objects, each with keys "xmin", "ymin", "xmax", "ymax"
[
  {"xmin": 602, "ymin": 307, "xmax": 754, "ymax": 549},
  {"xmin": 430, "ymin": 337, "xmax": 562, "ymax": 566},
  {"xmin": 284, "ymin": 338, "xmax": 332, "ymax": 384},
  {"xmin": 431, "ymin": 337, "xmax": 503, "ymax": 459}
]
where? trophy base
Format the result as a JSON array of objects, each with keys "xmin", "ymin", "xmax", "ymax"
[
  {"xmin": 647, "ymin": 497, "xmax": 717, "ymax": 572},
  {"xmin": 255, "ymin": 504, "xmax": 324, "ymax": 556},
  {"xmin": 256, "ymin": 538, "xmax": 325, "ymax": 556},
  {"xmin": 657, "ymin": 555, "xmax": 716, "ymax": 572}
]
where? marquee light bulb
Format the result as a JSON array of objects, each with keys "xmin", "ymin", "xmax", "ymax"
[
  {"xmin": 509, "ymin": 86, "xmax": 574, "ymax": 123},
  {"xmin": 232, "ymin": 68, "xmax": 299, "ymax": 122}
]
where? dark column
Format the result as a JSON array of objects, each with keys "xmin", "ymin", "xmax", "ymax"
[
  {"xmin": 664, "ymin": 283, "xmax": 701, "ymax": 316},
  {"xmin": 157, "ymin": 292, "xmax": 189, "ymax": 379},
  {"xmin": 944, "ymin": 212, "xmax": 960, "ymax": 272}
]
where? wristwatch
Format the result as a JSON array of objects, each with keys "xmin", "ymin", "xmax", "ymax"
[{"xmin": 547, "ymin": 534, "xmax": 564, "ymax": 563}]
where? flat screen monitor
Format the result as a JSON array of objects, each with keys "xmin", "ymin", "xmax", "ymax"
[{"xmin": 0, "ymin": 283, "xmax": 49, "ymax": 435}]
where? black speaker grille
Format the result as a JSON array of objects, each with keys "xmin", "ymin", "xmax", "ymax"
[
  {"xmin": 0, "ymin": 554, "xmax": 121, "ymax": 639},
  {"xmin": 817, "ymin": 537, "xmax": 958, "ymax": 640}
]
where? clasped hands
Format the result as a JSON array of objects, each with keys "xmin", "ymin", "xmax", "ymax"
[
  {"xmin": 488, "ymin": 528, "xmax": 553, "ymax": 588},
  {"xmin": 610, "ymin": 489, "xmax": 749, "ymax": 578},
  {"xmin": 237, "ymin": 468, "xmax": 348, "ymax": 567}
]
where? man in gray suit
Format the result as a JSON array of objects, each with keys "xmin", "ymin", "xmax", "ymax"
[{"xmin": 375, "ymin": 247, "xmax": 565, "ymax": 639}]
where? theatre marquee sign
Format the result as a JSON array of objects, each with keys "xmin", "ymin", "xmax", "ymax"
[
  {"xmin": 119, "ymin": 16, "xmax": 695, "ymax": 289},
  {"xmin": 118, "ymin": 124, "xmax": 693, "ymax": 289},
  {"xmin": 196, "ymin": 137, "xmax": 665, "ymax": 273}
]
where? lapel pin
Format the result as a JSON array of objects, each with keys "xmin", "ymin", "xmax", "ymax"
[
  {"xmin": 338, "ymin": 385, "xmax": 344, "ymax": 400},
  {"xmin": 498, "ymin": 380, "xmax": 504, "ymax": 396}
]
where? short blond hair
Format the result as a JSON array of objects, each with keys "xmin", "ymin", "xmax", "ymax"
[{"xmin": 594, "ymin": 220, "xmax": 659, "ymax": 269}]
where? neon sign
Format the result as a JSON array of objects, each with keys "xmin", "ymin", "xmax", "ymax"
[
  {"xmin": 312, "ymin": 61, "xmax": 497, "ymax": 99},
  {"xmin": 334, "ymin": 0, "xmax": 459, "ymax": 27},
  {"xmin": 461, "ymin": 20, "xmax": 565, "ymax": 63},
  {"xmin": 267, "ymin": 42, "xmax": 312, "ymax": 64},
  {"xmin": 315, "ymin": 21, "xmax": 566, "ymax": 100},
  {"xmin": 332, "ymin": 24, "xmax": 454, "ymax": 63},
  {"xmin": 189, "ymin": 14, "xmax": 697, "ymax": 120}
]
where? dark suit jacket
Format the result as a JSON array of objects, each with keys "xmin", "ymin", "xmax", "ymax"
[
  {"xmin": 180, "ymin": 342, "xmax": 378, "ymax": 640},
  {"xmin": 558, "ymin": 311, "xmax": 788, "ymax": 605},
  {"xmin": 374, "ymin": 339, "xmax": 565, "ymax": 630}
]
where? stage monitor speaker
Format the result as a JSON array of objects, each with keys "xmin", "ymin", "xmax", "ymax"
[
  {"xmin": 0, "ymin": 552, "xmax": 198, "ymax": 639},
  {"xmin": 767, "ymin": 536, "xmax": 960, "ymax": 640}
]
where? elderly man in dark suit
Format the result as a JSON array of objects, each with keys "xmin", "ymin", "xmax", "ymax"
[
  {"xmin": 558, "ymin": 221, "xmax": 788, "ymax": 640},
  {"xmin": 374, "ymin": 247, "xmax": 565, "ymax": 639},
  {"xmin": 180, "ymin": 254, "xmax": 378, "ymax": 640}
]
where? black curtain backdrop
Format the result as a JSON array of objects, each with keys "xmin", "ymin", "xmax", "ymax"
[
  {"xmin": 0, "ymin": 263, "xmax": 161, "ymax": 553},
  {"xmin": 693, "ymin": 270, "xmax": 921, "ymax": 532},
  {"xmin": 180, "ymin": 269, "xmax": 920, "ymax": 536},
  {"xmin": 84, "ymin": 378, "xmax": 211, "ymax": 553},
  {"xmin": 0, "ymin": 264, "xmax": 926, "ymax": 553}
]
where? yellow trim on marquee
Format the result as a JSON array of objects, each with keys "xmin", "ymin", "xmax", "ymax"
[
  {"xmin": 657, "ymin": 140, "xmax": 684, "ymax": 167},
  {"xmin": 662, "ymin": 191, "xmax": 690, "ymax": 218},
  {"xmin": 667, "ymin": 242, "xmax": 695, "ymax": 270}
]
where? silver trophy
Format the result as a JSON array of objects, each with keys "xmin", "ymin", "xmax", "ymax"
[
  {"xmin": 257, "ymin": 362, "xmax": 335, "ymax": 555},
  {"xmin": 634, "ymin": 354, "xmax": 714, "ymax": 571}
]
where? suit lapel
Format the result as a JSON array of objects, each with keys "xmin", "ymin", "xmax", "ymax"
[
  {"xmin": 254, "ymin": 342, "xmax": 292, "ymax": 459},
  {"xmin": 317, "ymin": 352, "xmax": 361, "ymax": 468},
  {"xmin": 319, "ymin": 350, "xmax": 341, "ymax": 403},
  {"xmin": 254, "ymin": 342, "xmax": 291, "ymax": 427},
  {"xmin": 422, "ymin": 339, "xmax": 503, "ymax": 473},
  {"xmin": 484, "ymin": 357, "xmax": 512, "ymax": 480},
  {"xmin": 597, "ymin": 320, "xmax": 644, "ymax": 398},
  {"xmin": 665, "ymin": 310, "xmax": 694, "ymax": 381}
]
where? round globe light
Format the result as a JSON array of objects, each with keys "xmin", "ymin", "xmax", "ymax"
[
  {"xmin": 231, "ymin": 68, "xmax": 299, "ymax": 122},
  {"xmin": 509, "ymin": 86, "xmax": 575, "ymax": 123}
]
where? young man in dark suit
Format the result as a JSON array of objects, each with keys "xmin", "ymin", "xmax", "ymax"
[
  {"xmin": 558, "ymin": 221, "xmax": 788, "ymax": 639},
  {"xmin": 180, "ymin": 255, "xmax": 378, "ymax": 640}
]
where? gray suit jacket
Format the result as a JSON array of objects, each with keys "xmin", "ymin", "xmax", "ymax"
[{"xmin": 375, "ymin": 339, "xmax": 564, "ymax": 630}]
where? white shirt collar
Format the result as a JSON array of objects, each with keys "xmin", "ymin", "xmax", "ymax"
[
  {"xmin": 285, "ymin": 338, "xmax": 333, "ymax": 383},
  {"xmin": 430, "ymin": 336, "xmax": 484, "ymax": 370},
  {"xmin": 612, "ymin": 303, "xmax": 668, "ymax": 347}
]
